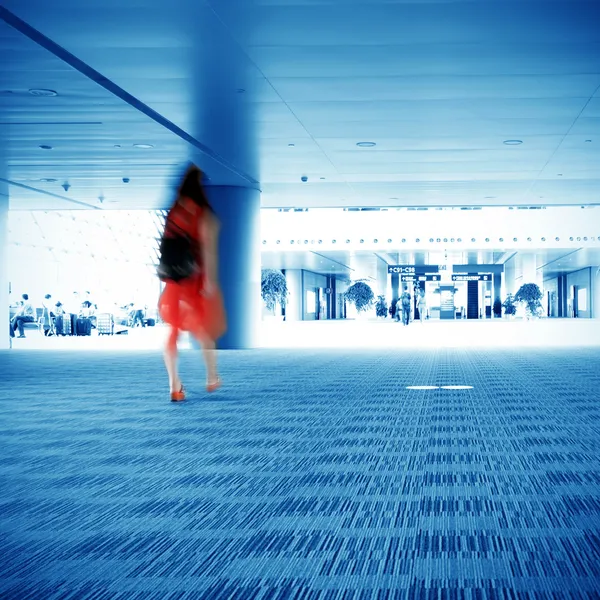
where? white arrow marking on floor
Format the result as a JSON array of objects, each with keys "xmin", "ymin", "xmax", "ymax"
[
  {"xmin": 440, "ymin": 385, "xmax": 474, "ymax": 390},
  {"xmin": 406, "ymin": 386, "xmax": 440, "ymax": 390}
]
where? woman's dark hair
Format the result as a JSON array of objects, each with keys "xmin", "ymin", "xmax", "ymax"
[
  {"xmin": 45, "ymin": 294, "xmax": 51, "ymax": 299},
  {"xmin": 22, "ymin": 293, "xmax": 29, "ymax": 301},
  {"xmin": 55, "ymin": 301, "xmax": 62, "ymax": 307},
  {"xmin": 177, "ymin": 164, "xmax": 213, "ymax": 211}
]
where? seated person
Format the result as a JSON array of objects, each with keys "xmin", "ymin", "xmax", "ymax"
[
  {"xmin": 80, "ymin": 300, "xmax": 94, "ymax": 318},
  {"xmin": 11, "ymin": 294, "xmax": 35, "ymax": 338}
]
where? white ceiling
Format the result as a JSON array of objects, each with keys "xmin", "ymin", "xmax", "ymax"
[{"xmin": 1, "ymin": 0, "xmax": 599, "ymax": 210}]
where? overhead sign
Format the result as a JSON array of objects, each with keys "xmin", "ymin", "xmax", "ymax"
[
  {"xmin": 388, "ymin": 265, "xmax": 439, "ymax": 274},
  {"xmin": 452, "ymin": 274, "xmax": 492, "ymax": 282},
  {"xmin": 401, "ymin": 274, "xmax": 441, "ymax": 282}
]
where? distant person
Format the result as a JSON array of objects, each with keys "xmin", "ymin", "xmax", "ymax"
[
  {"xmin": 54, "ymin": 302, "xmax": 66, "ymax": 336},
  {"xmin": 42, "ymin": 293, "xmax": 54, "ymax": 336},
  {"xmin": 11, "ymin": 293, "xmax": 35, "ymax": 338},
  {"xmin": 131, "ymin": 299, "xmax": 145, "ymax": 327},
  {"xmin": 400, "ymin": 286, "xmax": 412, "ymax": 326},
  {"xmin": 157, "ymin": 164, "xmax": 227, "ymax": 401},
  {"xmin": 68, "ymin": 292, "xmax": 80, "ymax": 336},
  {"xmin": 417, "ymin": 289, "xmax": 427, "ymax": 323}
]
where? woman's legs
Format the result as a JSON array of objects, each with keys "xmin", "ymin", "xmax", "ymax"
[
  {"xmin": 191, "ymin": 328, "xmax": 219, "ymax": 385},
  {"xmin": 164, "ymin": 326, "xmax": 182, "ymax": 392}
]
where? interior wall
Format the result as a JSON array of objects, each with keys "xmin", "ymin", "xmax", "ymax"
[
  {"xmin": 303, "ymin": 270, "xmax": 328, "ymax": 321},
  {"xmin": 566, "ymin": 268, "xmax": 593, "ymax": 318},
  {"xmin": 283, "ymin": 269, "xmax": 303, "ymax": 321},
  {"xmin": 544, "ymin": 277, "xmax": 559, "ymax": 318},
  {"xmin": 593, "ymin": 268, "xmax": 600, "ymax": 320}
]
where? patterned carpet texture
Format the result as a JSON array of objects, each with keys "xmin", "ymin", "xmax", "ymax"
[{"xmin": 0, "ymin": 348, "xmax": 599, "ymax": 599}]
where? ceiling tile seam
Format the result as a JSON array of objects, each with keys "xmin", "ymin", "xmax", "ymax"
[
  {"xmin": 310, "ymin": 251, "xmax": 354, "ymax": 272},
  {"xmin": 537, "ymin": 248, "xmax": 584, "ymax": 271},
  {"xmin": 373, "ymin": 252, "xmax": 393, "ymax": 266},
  {"xmin": 521, "ymin": 80, "xmax": 600, "ymax": 201},
  {"xmin": 0, "ymin": 6, "xmax": 258, "ymax": 187},
  {"xmin": 204, "ymin": 0, "xmax": 353, "ymax": 193},
  {"xmin": 0, "ymin": 178, "xmax": 101, "ymax": 210},
  {"xmin": 498, "ymin": 251, "xmax": 519, "ymax": 266}
]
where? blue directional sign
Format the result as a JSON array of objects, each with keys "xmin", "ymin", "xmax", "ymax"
[
  {"xmin": 388, "ymin": 265, "xmax": 439, "ymax": 274},
  {"xmin": 401, "ymin": 274, "xmax": 441, "ymax": 282},
  {"xmin": 451, "ymin": 274, "xmax": 492, "ymax": 282}
]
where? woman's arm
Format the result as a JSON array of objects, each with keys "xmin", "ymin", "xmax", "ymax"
[{"xmin": 199, "ymin": 210, "xmax": 220, "ymax": 293}]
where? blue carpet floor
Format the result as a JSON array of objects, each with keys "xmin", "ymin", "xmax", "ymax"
[{"xmin": 0, "ymin": 348, "xmax": 599, "ymax": 599}]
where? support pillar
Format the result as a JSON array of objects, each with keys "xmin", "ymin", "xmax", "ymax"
[
  {"xmin": 521, "ymin": 254, "xmax": 543, "ymax": 290},
  {"xmin": 391, "ymin": 272, "xmax": 399, "ymax": 304},
  {"xmin": 207, "ymin": 185, "xmax": 261, "ymax": 349},
  {"xmin": 0, "ymin": 183, "xmax": 8, "ymax": 350},
  {"xmin": 493, "ymin": 273, "xmax": 502, "ymax": 315},
  {"xmin": 284, "ymin": 269, "xmax": 303, "ymax": 322}
]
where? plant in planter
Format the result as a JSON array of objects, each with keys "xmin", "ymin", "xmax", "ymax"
[
  {"xmin": 493, "ymin": 297, "xmax": 502, "ymax": 318},
  {"xmin": 345, "ymin": 281, "xmax": 374, "ymax": 313},
  {"xmin": 261, "ymin": 269, "xmax": 288, "ymax": 312},
  {"xmin": 515, "ymin": 283, "xmax": 543, "ymax": 318},
  {"xmin": 375, "ymin": 295, "xmax": 388, "ymax": 318},
  {"xmin": 502, "ymin": 294, "xmax": 517, "ymax": 317}
]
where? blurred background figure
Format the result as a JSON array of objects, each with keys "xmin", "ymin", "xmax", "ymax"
[
  {"xmin": 11, "ymin": 293, "xmax": 35, "ymax": 338},
  {"xmin": 417, "ymin": 289, "xmax": 427, "ymax": 323}
]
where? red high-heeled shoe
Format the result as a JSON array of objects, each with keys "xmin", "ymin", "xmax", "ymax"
[
  {"xmin": 206, "ymin": 378, "xmax": 221, "ymax": 393},
  {"xmin": 170, "ymin": 384, "xmax": 185, "ymax": 402}
]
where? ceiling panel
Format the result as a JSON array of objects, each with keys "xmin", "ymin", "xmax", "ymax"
[
  {"xmin": 209, "ymin": 2, "xmax": 600, "ymax": 46},
  {"xmin": 245, "ymin": 43, "xmax": 600, "ymax": 78},
  {"xmin": 0, "ymin": 0, "xmax": 599, "ymax": 214},
  {"xmin": 271, "ymin": 80, "xmax": 600, "ymax": 103}
]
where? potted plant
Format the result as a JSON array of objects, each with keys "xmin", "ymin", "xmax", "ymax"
[
  {"xmin": 375, "ymin": 295, "xmax": 388, "ymax": 318},
  {"xmin": 493, "ymin": 297, "xmax": 502, "ymax": 318},
  {"xmin": 502, "ymin": 294, "xmax": 517, "ymax": 318},
  {"xmin": 345, "ymin": 281, "xmax": 374, "ymax": 313},
  {"xmin": 515, "ymin": 283, "xmax": 543, "ymax": 319},
  {"xmin": 261, "ymin": 269, "xmax": 288, "ymax": 316}
]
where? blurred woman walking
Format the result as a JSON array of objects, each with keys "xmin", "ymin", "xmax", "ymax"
[{"xmin": 157, "ymin": 165, "xmax": 227, "ymax": 401}]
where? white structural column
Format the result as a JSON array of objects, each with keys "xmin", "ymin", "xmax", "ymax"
[
  {"xmin": 376, "ymin": 257, "xmax": 388, "ymax": 298},
  {"xmin": 208, "ymin": 186, "xmax": 261, "ymax": 349},
  {"xmin": 520, "ymin": 254, "xmax": 543, "ymax": 290},
  {"xmin": 504, "ymin": 260, "xmax": 516, "ymax": 295},
  {"xmin": 0, "ymin": 182, "xmax": 8, "ymax": 349},
  {"xmin": 284, "ymin": 269, "xmax": 303, "ymax": 321}
]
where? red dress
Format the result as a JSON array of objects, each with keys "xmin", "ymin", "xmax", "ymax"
[{"xmin": 158, "ymin": 198, "xmax": 227, "ymax": 341}]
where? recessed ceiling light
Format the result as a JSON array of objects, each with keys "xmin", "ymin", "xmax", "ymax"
[
  {"xmin": 356, "ymin": 142, "xmax": 376, "ymax": 147},
  {"xmin": 133, "ymin": 143, "xmax": 154, "ymax": 149},
  {"xmin": 29, "ymin": 89, "xmax": 58, "ymax": 97},
  {"xmin": 39, "ymin": 178, "xmax": 57, "ymax": 182},
  {"xmin": 39, "ymin": 144, "xmax": 53, "ymax": 150},
  {"xmin": 503, "ymin": 140, "xmax": 523, "ymax": 145}
]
